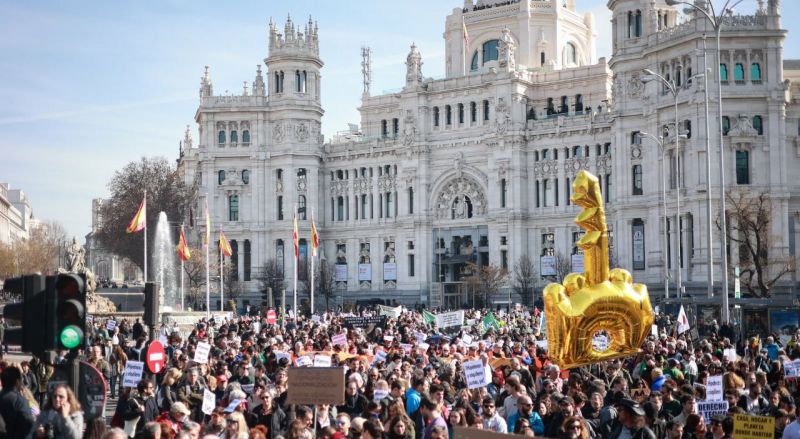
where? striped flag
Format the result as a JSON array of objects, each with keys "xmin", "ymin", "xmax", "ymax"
[
  {"xmin": 126, "ymin": 197, "xmax": 146, "ymax": 233},
  {"xmin": 292, "ymin": 211, "xmax": 299, "ymax": 259},
  {"xmin": 310, "ymin": 212, "xmax": 319, "ymax": 257},
  {"xmin": 204, "ymin": 200, "xmax": 211, "ymax": 246},
  {"xmin": 176, "ymin": 228, "xmax": 191, "ymax": 261},
  {"xmin": 219, "ymin": 230, "xmax": 232, "ymax": 257},
  {"xmin": 462, "ymin": 17, "xmax": 469, "ymax": 48}
]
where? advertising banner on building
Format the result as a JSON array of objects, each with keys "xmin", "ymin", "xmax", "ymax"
[
  {"xmin": 335, "ymin": 264, "xmax": 348, "ymax": 281},
  {"xmin": 571, "ymin": 254, "xmax": 584, "ymax": 273},
  {"xmin": 632, "ymin": 221, "xmax": 645, "ymax": 270},
  {"xmin": 383, "ymin": 263, "xmax": 397, "ymax": 281},
  {"xmin": 540, "ymin": 255, "xmax": 556, "ymax": 276},
  {"xmin": 358, "ymin": 264, "xmax": 372, "ymax": 281}
]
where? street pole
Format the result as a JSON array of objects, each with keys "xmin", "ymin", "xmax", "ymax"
[
  {"xmin": 674, "ymin": 80, "xmax": 682, "ymax": 299},
  {"xmin": 640, "ymin": 132, "xmax": 670, "ymax": 300},
  {"xmin": 702, "ymin": 36, "xmax": 714, "ymax": 298}
]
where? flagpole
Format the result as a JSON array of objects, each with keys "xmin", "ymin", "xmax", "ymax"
[
  {"xmin": 293, "ymin": 205, "xmax": 298, "ymax": 317},
  {"xmin": 180, "ymin": 224, "xmax": 185, "ymax": 311},
  {"xmin": 220, "ymin": 228, "xmax": 224, "ymax": 313},
  {"xmin": 205, "ymin": 195, "xmax": 210, "ymax": 319},
  {"xmin": 143, "ymin": 191, "xmax": 148, "ymax": 282},
  {"xmin": 311, "ymin": 210, "xmax": 315, "ymax": 315}
]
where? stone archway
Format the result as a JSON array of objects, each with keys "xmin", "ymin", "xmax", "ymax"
[{"xmin": 433, "ymin": 176, "xmax": 487, "ymax": 220}]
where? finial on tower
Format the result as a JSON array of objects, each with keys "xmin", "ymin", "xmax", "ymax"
[
  {"xmin": 199, "ymin": 66, "xmax": 213, "ymax": 98},
  {"xmin": 361, "ymin": 46, "xmax": 372, "ymax": 97}
]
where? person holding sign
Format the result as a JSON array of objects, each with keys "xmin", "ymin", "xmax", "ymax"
[
  {"xmin": 122, "ymin": 379, "xmax": 159, "ymax": 437},
  {"xmin": 177, "ymin": 368, "xmax": 207, "ymax": 422}
]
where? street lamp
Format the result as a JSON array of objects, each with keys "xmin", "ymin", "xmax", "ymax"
[
  {"xmin": 641, "ymin": 68, "xmax": 683, "ymax": 298},
  {"xmin": 637, "ymin": 132, "xmax": 670, "ymax": 300},
  {"xmin": 667, "ymin": 0, "xmax": 743, "ymax": 325}
]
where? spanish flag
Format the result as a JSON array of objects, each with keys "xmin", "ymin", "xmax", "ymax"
[
  {"xmin": 176, "ymin": 228, "xmax": 191, "ymax": 261},
  {"xmin": 462, "ymin": 17, "xmax": 469, "ymax": 48},
  {"xmin": 219, "ymin": 229, "xmax": 232, "ymax": 257},
  {"xmin": 204, "ymin": 200, "xmax": 211, "ymax": 246},
  {"xmin": 126, "ymin": 197, "xmax": 146, "ymax": 234},
  {"xmin": 310, "ymin": 212, "xmax": 319, "ymax": 257},
  {"xmin": 292, "ymin": 211, "xmax": 299, "ymax": 259}
]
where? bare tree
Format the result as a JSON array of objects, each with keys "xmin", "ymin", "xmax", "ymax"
[
  {"xmin": 257, "ymin": 259, "xmax": 285, "ymax": 307},
  {"xmin": 181, "ymin": 245, "xmax": 212, "ymax": 310},
  {"xmin": 720, "ymin": 191, "xmax": 796, "ymax": 298},
  {"xmin": 95, "ymin": 157, "xmax": 194, "ymax": 272},
  {"xmin": 314, "ymin": 259, "xmax": 337, "ymax": 311},
  {"xmin": 554, "ymin": 251, "xmax": 572, "ymax": 282},
  {"xmin": 465, "ymin": 262, "xmax": 509, "ymax": 307},
  {"xmin": 0, "ymin": 221, "xmax": 69, "ymax": 279},
  {"xmin": 511, "ymin": 254, "xmax": 538, "ymax": 306}
]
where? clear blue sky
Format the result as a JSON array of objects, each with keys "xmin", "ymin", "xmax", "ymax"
[{"xmin": 0, "ymin": 0, "xmax": 797, "ymax": 241}]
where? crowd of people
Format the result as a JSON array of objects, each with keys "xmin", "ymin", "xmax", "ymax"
[{"xmin": 0, "ymin": 306, "xmax": 799, "ymax": 439}]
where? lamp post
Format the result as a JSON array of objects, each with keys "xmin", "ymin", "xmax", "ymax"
[
  {"xmin": 666, "ymin": 0, "xmax": 744, "ymax": 323},
  {"xmin": 637, "ymin": 132, "xmax": 670, "ymax": 300},
  {"xmin": 641, "ymin": 68, "xmax": 683, "ymax": 298}
]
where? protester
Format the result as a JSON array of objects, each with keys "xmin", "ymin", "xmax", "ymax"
[{"xmin": 31, "ymin": 383, "xmax": 84, "ymax": 439}]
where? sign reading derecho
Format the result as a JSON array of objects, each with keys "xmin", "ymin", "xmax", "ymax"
[
  {"xmin": 698, "ymin": 401, "xmax": 728, "ymax": 424},
  {"xmin": 287, "ymin": 367, "xmax": 345, "ymax": 405},
  {"xmin": 436, "ymin": 310, "xmax": 464, "ymax": 328}
]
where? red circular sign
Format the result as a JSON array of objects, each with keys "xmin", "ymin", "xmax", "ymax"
[
  {"xmin": 267, "ymin": 310, "xmax": 277, "ymax": 325},
  {"xmin": 146, "ymin": 340, "xmax": 167, "ymax": 374}
]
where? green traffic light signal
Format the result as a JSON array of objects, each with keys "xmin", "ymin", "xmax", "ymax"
[
  {"xmin": 54, "ymin": 273, "xmax": 86, "ymax": 351},
  {"xmin": 60, "ymin": 325, "xmax": 83, "ymax": 349}
]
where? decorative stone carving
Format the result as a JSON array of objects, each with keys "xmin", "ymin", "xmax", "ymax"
[
  {"xmin": 498, "ymin": 26, "xmax": 516, "ymax": 70},
  {"xmin": 297, "ymin": 175, "xmax": 307, "ymax": 193},
  {"xmin": 359, "ymin": 242, "xmax": 371, "ymax": 263},
  {"xmin": 631, "ymin": 144, "xmax": 643, "ymax": 160},
  {"xmin": 627, "ymin": 74, "xmax": 643, "ymax": 98},
  {"xmin": 336, "ymin": 243, "xmax": 347, "ymax": 264},
  {"xmin": 405, "ymin": 43, "xmax": 423, "ymax": 86},
  {"xmin": 403, "ymin": 110, "xmax": 418, "ymax": 146},
  {"xmin": 729, "ymin": 114, "xmax": 758, "ymax": 137},
  {"xmin": 377, "ymin": 176, "xmax": 396, "ymax": 191},
  {"xmin": 295, "ymin": 123, "xmax": 309, "ymax": 141},
  {"xmin": 65, "ymin": 236, "xmax": 86, "ymax": 273},
  {"xmin": 384, "ymin": 241, "xmax": 395, "ymax": 263},
  {"xmin": 273, "ymin": 123, "xmax": 286, "ymax": 142},
  {"xmin": 495, "ymin": 98, "xmax": 511, "ymax": 134},
  {"xmin": 434, "ymin": 176, "xmax": 487, "ymax": 219},
  {"xmin": 454, "ymin": 152, "xmax": 465, "ymax": 178}
]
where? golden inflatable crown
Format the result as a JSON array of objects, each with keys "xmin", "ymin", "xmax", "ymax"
[{"xmin": 543, "ymin": 170, "xmax": 654, "ymax": 369}]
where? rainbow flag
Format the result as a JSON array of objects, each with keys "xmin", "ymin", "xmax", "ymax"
[
  {"xmin": 310, "ymin": 213, "xmax": 319, "ymax": 257},
  {"xmin": 219, "ymin": 230, "xmax": 232, "ymax": 257},
  {"xmin": 176, "ymin": 228, "xmax": 191, "ymax": 261},
  {"xmin": 126, "ymin": 197, "xmax": 146, "ymax": 233}
]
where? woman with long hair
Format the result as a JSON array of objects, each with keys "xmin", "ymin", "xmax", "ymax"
[
  {"xmin": 31, "ymin": 384, "xmax": 84, "ymax": 439},
  {"xmin": 558, "ymin": 416, "xmax": 589, "ymax": 439},
  {"xmin": 446, "ymin": 408, "xmax": 467, "ymax": 439},
  {"xmin": 158, "ymin": 368, "xmax": 182, "ymax": 412},
  {"xmin": 109, "ymin": 345, "xmax": 127, "ymax": 399},
  {"xmin": 223, "ymin": 411, "xmax": 249, "ymax": 439},
  {"xmin": 386, "ymin": 416, "xmax": 413, "ymax": 439}
]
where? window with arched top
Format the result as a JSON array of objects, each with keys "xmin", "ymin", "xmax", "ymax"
[
  {"xmin": 753, "ymin": 115, "xmax": 763, "ymax": 135},
  {"xmin": 242, "ymin": 130, "xmax": 250, "ymax": 144},
  {"xmin": 433, "ymin": 107, "xmax": 440, "ymax": 127},
  {"xmin": 470, "ymin": 52, "xmax": 479, "ymax": 71},
  {"xmin": 751, "ymin": 63, "xmax": 762, "ymax": 82},
  {"xmin": 482, "ymin": 40, "xmax": 499, "ymax": 64},
  {"xmin": 734, "ymin": 63, "xmax": 745, "ymax": 82},
  {"xmin": 218, "ymin": 170, "xmax": 226, "ymax": 185},
  {"xmin": 218, "ymin": 130, "xmax": 226, "ymax": 145},
  {"xmin": 230, "ymin": 130, "xmax": 238, "ymax": 144},
  {"xmin": 229, "ymin": 195, "xmax": 239, "ymax": 221},
  {"xmin": 566, "ymin": 43, "xmax": 577, "ymax": 65},
  {"xmin": 298, "ymin": 195, "xmax": 307, "ymax": 220},
  {"xmin": 451, "ymin": 195, "xmax": 473, "ymax": 219}
]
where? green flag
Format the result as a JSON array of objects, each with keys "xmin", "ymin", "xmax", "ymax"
[
  {"xmin": 422, "ymin": 310, "xmax": 436, "ymax": 325},
  {"xmin": 482, "ymin": 312, "xmax": 500, "ymax": 331}
]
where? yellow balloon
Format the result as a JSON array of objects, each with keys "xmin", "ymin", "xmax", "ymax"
[{"xmin": 544, "ymin": 171, "xmax": 654, "ymax": 369}]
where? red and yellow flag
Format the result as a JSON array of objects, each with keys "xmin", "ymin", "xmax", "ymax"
[
  {"xmin": 219, "ymin": 229, "xmax": 232, "ymax": 257},
  {"xmin": 310, "ymin": 212, "xmax": 319, "ymax": 257},
  {"xmin": 176, "ymin": 228, "xmax": 191, "ymax": 262},
  {"xmin": 292, "ymin": 212, "xmax": 299, "ymax": 259},
  {"xmin": 204, "ymin": 200, "xmax": 211, "ymax": 246},
  {"xmin": 126, "ymin": 197, "xmax": 146, "ymax": 234}
]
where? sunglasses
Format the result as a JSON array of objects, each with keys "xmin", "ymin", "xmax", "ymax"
[{"xmin": 567, "ymin": 425, "xmax": 582, "ymax": 431}]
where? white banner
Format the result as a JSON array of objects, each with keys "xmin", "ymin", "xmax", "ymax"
[
  {"xmin": 313, "ymin": 355, "xmax": 332, "ymax": 367},
  {"xmin": 698, "ymin": 400, "xmax": 729, "ymax": 424},
  {"xmin": 706, "ymin": 375, "xmax": 724, "ymax": 401},
  {"xmin": 383, "ymin": 263, "xmax": 397, "ymax": 281},
  {"xmin": 540, "ymin": 255, "xmax": 556, "ymax": 276},
  {"xmin": 436, "ymin": 310, "xmax": 465, "ymax": 328},
  {"xmin": 464, "ymin": 359, "xmax": 489, "ymax": 389},
  {"xmin": 202, "ymin": 389, "xmax": 216, "ymax": 415},
  {"xmin": 571, "ymin": 254, "xmax": 585, "ymax": 273},
  {"xmin": 295, "ymin": 356, "xmax": 312, "ymax": 367},
  {"xmin": 379, "ymin": 305, "xmax": 402, "ymax": 318},
  {"xmin": 335, "ymin": 264, "xmax": 348, "ymax": 282},
  {"xmin": 785, "ymin": 360, "xmax": 800, "ymax": 378},
  {"xmin": 275, "ymin": 351, "xmax": 291, "ymax": 364},
  {"xmin": 358, "ymin": 264, "xmax": 372, "ymax": 281},
  {"xmin": 193, "ymin": 342, "xmax": 211, "ymax": 364},
  {"xmin": 122, "ymin": 361, "xmax": 144, "ymax": 388}
]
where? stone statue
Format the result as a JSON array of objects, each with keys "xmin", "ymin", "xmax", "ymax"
[
  {"xmin": 384, "ymin": 242, "xmax": 396, "ymax": 263},
  {"xmin": 405, "ymin": 43, "xmax": 423, "ymax": 86},
  {"xmin": 494, "ymin": 97, "xmax": 511, "ymax": 134},
  {"xmin": 498, "ymin": 27, "xmax": 516, "ymax": 70},
  {"xmin": 65, "ymin": 236, "xmax": 86, "ymax": 273},
  {"xmin": 336, "ymin": 246, "xmax": 347, "ymax": 263},
  {"xmin": 359, "ymin": 244, "xmax": 371, "ymax": 263},
  {"xmin": 459, "ymin": 237, "xmax": 474, "ymax": 256},
  {"xmin": 403, "ymin": 110, "xmax": 418, "ymax": 146}
]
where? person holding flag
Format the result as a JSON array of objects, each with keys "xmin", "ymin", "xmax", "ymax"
[
  {"xmin": 219, "ymin": 229, "xmax": 233, "ymax": 311},
  {"xmin": 126, "ymin": 193, "xmax": 147, "ymax": 282}
]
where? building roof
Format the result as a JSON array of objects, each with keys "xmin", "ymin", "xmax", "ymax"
[{"xmin": 784, "ymin": 59, "xmax": 800, "ymax": 70}]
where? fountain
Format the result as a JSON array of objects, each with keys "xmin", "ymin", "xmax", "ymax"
[{"xmin": 153, "ymin": 211, "xmax": 179, "ymax": 310}]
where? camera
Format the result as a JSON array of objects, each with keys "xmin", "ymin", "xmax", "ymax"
[{"xmin": 44, "ymin": 423, "xmax": 55, "ymax": 439}]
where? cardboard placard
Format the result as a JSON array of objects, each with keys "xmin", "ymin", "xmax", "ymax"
[
  {"xmin": 202, "ymin": 389, "xmax": 216, "ymax": 415},
  {"xmin": 287, "ymin": 367, "xmax": 345, "ymax": 405},
  {"xmin": 706, "ymin": 375, "xmax": 724, "ymax": 401},
  {"xmin": 224, "ymin": 399, "xmax": 242, "ymax": 413},
  {"xmin": 399, "ymin": 343, "xmax": 413, "ymax": 354},
  {"xmin": 733, "ymin": 413, "xmax": 774, "ymax": 439},
  {"xmin": 313, "ymin": 355, "xmax": 332, "ymax": 368},
  {"xmin": 193, "ymin": 341, "xmax": 211, "ymax": 364},
  {"xmin": 785, "ymin": 359, "xmax": 800, "ymax": 378},
  {"xmin": 630, "ymin": 387, "xmax": 650, "ymax": 404},
  {"xmin": 464, "ymin": 359, "xmax": 489, "ymax": 389},
  {"xmin": 332, "ymin": 333, "xmax": 348, "ymax": 347},
  {"xmin": 122, "ymin": 361, "xmax": 144, "ymax": 388},
  {"xmin": 462, "ymin": 334, "xmax": 474, "ymax": 345},
  {"xmin": 724, "ymin": 348, "xmax": 737, "ymax": 363},
  {"xmin": 436, "ymin": 311, "xmax": 465, "ymax": 328},
  {"xmin": 106, "ymin": 320, "xmax": 117, "ymax": 331},
  {"xmin": 274, "ymin": 351, "xmax": 291, "ymax": 364},
  {"xmin": 372, "ymin": 350, "xmax": 387, "ymax": 365},
  {"xmin": 295, "ymin": 356, "xmax": 312, "ymax": 367},
  {"xmin": 373, "ymin": 389, "xmax": 388, "ymax": 401}
]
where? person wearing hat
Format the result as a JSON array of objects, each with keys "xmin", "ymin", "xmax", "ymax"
[{"xmin": 608, "ymin": 398, "xmax": 656, "ymax": 439}]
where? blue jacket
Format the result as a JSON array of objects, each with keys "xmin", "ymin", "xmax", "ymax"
[
  {"xmin": 405, "ymin": 388, "xmax": 421, "ymax": 416},
  {"xmin": 507, "ymin": 411, "xmax": 544, "ymax": 435}
]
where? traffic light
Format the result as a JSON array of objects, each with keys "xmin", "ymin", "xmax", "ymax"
[
  {"xmin": 143, "ymin": 282, "xmax": 159, "ymax": 327},
  {"xmin": 54, "ymin": 273, "xmax": 86, "ymax": 351},
  {"xmin": 3, "ymin": 275, "xmax": 48, "ymax": 355}
]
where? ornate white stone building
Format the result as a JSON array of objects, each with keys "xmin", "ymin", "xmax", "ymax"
[
  {"xmin": 85, "ymin": 198, "xmax": 143, "ymax": 283},
  {"xmin": 177, "ymin": 0, "xmax": 799, "ymax": 310}
]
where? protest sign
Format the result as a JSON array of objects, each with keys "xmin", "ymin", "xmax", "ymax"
[
  {"xmin": 373, "ymin": 389, "xmax": 388, "ymax": 401},
  {"xmin": 534, "ymin": 340, "xmax": 548, "ymax": 350},
  {"xmin": 343, "ymin": 316, "xmax": 386, "ymax": 329},
  {"xmin": 202, "ymin": 389, "xmax": 216, "ymax": 415},
  {"xmin": 651, "ymin": 325, "xmax": 658, "ymax": 337},
  {"xmin": 241, "ymin": 384, "xmax": 255, "ymax": 394},
  {"xmin": 415, "ymin": 332, "xmax": 426, "ymax": 344},
  {"xmin": 785, "ymin": 359, "xmax": 800, "ymax": 378},
  {"xmin": 224, "ymin": 399, "xmax": 242, "ymax": 413},
  {"xmin": 275, "ymin": 351, "xmax": 291, "ymax": 364},
  {"xmin": 698, "ymin": 401, "xmax": 728, "ymax": 424},
  {"xmin": 378, "ymin": 305, "xmax": 402, "ymax": 318},
  {"xmin": 462, "ymin": 334, "xmax": 474, "ymax": 345},
  {"xmin": 733, "ymin": 413, "xmax": 774, "ymax": 439},
  {"xmin": 295, "ymin": 356, "xmax": 312, "ymax": 367},
  {"xmin": 372, "ymin": 350, "xmax": 388, "ymax": 365},
  {"xmin": 287, "ymin": 368, "xmax": 345, "ymax": 405},
  {"xmin": 106, "ymin": 320, "xmax": 117, "ymax": 331},
  {"xmin": 193, "ymin": 342, "xmax": 211, "ymax": 364},
  {"xmin": 416, "ymin": 342, "xmax": 430, "ymax": 352},
  {"xmin": 706, "ymin": 375, "xmax": 724, "ymax": 401},
  {"xmin": 122, "ymin": 361, "xmax": 144, "ymax": 388},
  {"xmin": 400, "ymin": 343, "xmax": 413, "ymax": 354},
  {"xmin": 313, "ymin": 355, "xmax": 332, "ymax": 368},
  {"xmin": 724, "ymin": 348, "xmax": 737, "ymax": 363},
  {"xmin": 384, "ymin": 335, "xmax": 394, "ymax": 343},
  {"xmin": 630, "ymin": 387, "xmax": 650, "ymax": 404},
  {"xmin": 464, "ymin": 359, "xmax": 489, "ymax": 389},
  {"xmin": 436, "ymin": 310, "xmax": 465, "ymax": 328},
  {"xmin": 592, "ymin": 334, "xmax": 609, "ymax": 351},
  {"xmin": 87, "ymin": 315, "xmax": 94, "ymax": 323},
  {"xmin": 332, "ymin": 333, "xmax": 348, "ymax": 347},
  {"xmin": 311, "ymin": 315, "xmax": 321, "ymax": 323},
  {"xmin": 453, "ymin": 426, "xmax": 510, "ymax": 439}
]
